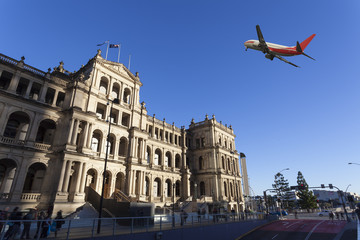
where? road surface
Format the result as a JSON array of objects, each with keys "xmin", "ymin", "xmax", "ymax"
[{"xmin": 238, "ymin": 219, "xmax": 347, "ymax": 240}]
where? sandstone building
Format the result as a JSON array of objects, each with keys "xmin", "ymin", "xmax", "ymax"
[{"xmin": 0, "ymin": 50, "xmax": 244, "ymax": 214}]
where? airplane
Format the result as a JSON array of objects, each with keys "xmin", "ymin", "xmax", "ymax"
[{"xmin": 244, "ymin": 25, "xmax": 316, "ymax": 67}]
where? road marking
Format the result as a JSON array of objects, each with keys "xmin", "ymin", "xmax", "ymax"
[
  {"xmin": 272, "ymin": 234, "xmax": 279, "ymax": 239},
  {"xmin": 286, "ymin": 220, "xmax": 303, "ymax": 229},
  {"xmin": 304, "ymin": 220, "xmax": 325, "ymax": 240}
]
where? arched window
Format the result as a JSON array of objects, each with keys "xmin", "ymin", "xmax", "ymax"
[
  {"xmin": 99, "ymin": 77, "xmax": 108, "ymax": 95},
  {"xmin": 111, "ymin": 82, "xmax": 120, "ymax": 99},
  {"xmin": 107, "ymin": 134, "xmax": 115, "ymax": 154},
  {"xmin": 165, "ymin": 179, "xmax": 171, "ymax": 197},
  {"xmin": 91, "ymin": 130, "xmax": 102, "ymax": 152},
  {"xmin": 36, "ymin": 119, "xmax": 56, "ymax": 144},
  {"xmin": 224, "ymin": 182, "xmax": 228, "ymax": 197},
  {"xmin": 22, "ymin": 162, "xmax": 46, "ymax": 193},
  {"xmin": 175, "ymin": 154, "xmax": 181, "ymax": 168},
  {"xmin": 175, "ymin": 181, "xmax": 181, "ymax": 196},
  {"xmin": 153, "ymin": 178, "xmax": 161, "ymax": 197},
  {"xmin": 4, "ymin": 111, "xmax": 30, "ymax": 140},
  {"xmin": 154, "ymin": 149, "xmax": 162, "ymax": 165},
  {"xmin": 115, "ymin": 172, "xmax": 125, "ymax": 191},
  {"xmin": 123, "ymin": 88, "xmax": 131, "ymax": 104},
  {"xmin": 165, "ymin": 152, "xmax": 172, "ymax": 167},
  {"xmin": 118, "ymin": 137, "xmax": 128, "ymax": 157},
  {"xmin": 145, "ymin": 177, "xmax": 150, "ymax": 196}
]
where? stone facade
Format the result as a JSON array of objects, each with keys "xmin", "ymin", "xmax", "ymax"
[{"xmin": 0, "ymin": 51, "xmax": 244, "ymax": 214}]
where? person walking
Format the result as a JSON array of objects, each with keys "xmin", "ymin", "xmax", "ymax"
[
  {"xmin": 53, "ymin": 211, "xmax": 65, "ymax": 238},
  {"xmin": 40, "ymin": 213, "xmax": 51, "ymax": 238},
  {"xmin": 20, "ymin": 209, "xmax": 34, "ymax": 239},
  {"xmin": 4, "ymin": 207, "xmax": 19, "ymax": 240},
  {"xmin": 329, "ymin": 211, "xmax": 334, "ymax": 222}
]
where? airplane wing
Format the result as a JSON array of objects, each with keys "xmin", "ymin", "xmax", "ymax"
[
  {"xmin": 274, "ymin": 55, "xmax": 300, "ymax": 68},
  {"xmin": 256, "ymin": 25, "xmax": 269, "ymax": 53}
]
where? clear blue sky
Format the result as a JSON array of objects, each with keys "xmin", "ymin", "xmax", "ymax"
[{"xmin": 2, "ymin": 1, "xmax": 360, "ymax": 196}]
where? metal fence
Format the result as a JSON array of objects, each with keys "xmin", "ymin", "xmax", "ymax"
[{"xmin": 0, "ymin": 212, "xmax": 266, "ymax": 240}]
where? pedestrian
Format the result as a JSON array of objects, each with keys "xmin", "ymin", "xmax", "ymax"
[
  {"xmin": 180, "ymin": 210, "xmax": 185, "ymax": 226},
  {"xmin": 197, "ymin": 209, "xmax": 201, "ymax": 222},
  {"xmin": 201, "ymin": 208, "xmax": 206, "ymax": 219},
  {"xmin": 295, "ymin": 210, "xmax": 298, "ymax": 219},
  {"xmin": 231, "ymin": 208, "xmax": 235, "ymax": 221},
  {"xmin": 53, "ymin": 211, "xmax": 65, "ymax": 238},
  {"xmin": 40, "ymin": 213, "xmax": 51, "ymax": 238},
  {"xmin": 329, "ymin": 211, "xmax": 334, "ymax": 222},
  {"xmin": 335, "ymin": 212, "xmax": 339, "ymax": 220},
  {"xmin": 340, "ymin": 212, "xmax": 344, "ymax": 220},
  {"xmin": 20, "ymin": 209, "xmax": 34, "ymax": 239},
  {"xmin": 4, "ymin": 207, "xmax": 19, "ymax": 240},
  {"xmin": 34, "ymin": 211, "xmax": 45, "ymax": 239},
  {"xmin": 0, "ymin": 207, "xmax": 9, "ymax": 234}
]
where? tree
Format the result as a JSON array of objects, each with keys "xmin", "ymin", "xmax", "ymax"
[
  {"xmin": 272, "ymin": 173, "xmax": 291, "ymax": 208},
  {"xmin": 296, "ymin": 171, "xmax": 317, "ymax": 211}
]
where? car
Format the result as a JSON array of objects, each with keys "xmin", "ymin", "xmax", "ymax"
[{"xmin": 318, "ymin": 210, "xmax": 331, "ymax": 217}]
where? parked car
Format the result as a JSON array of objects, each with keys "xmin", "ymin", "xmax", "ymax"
[{"xmin": 318, "ymin": 210, "xmax": 331, "ymax": 217}]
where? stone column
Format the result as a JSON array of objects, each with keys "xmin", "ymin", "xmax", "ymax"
[
  {"xmin": 39, "ymin": 83, "xmax": 48, "ymax": 102},
  {"xmin": 114, "ymin": 137, "xmax": 119, "ymax": 159},
  {"xmin": 71, "ymin": 119, "xmax": 79, "ymax": 145},
  {"xmin": 7, "ymin": 72, "xmax": 21, "ymax": 93},
  {"xmin": 24, "ymin": 81, "xmax": 33, "ymax": 98},
  {"xmin": 67, "ymin": 119, "xmax": 75, "ymax": 144},
  {"xmin": 74, "ymin": 162, "xmax": 83, "ymax": 193},
  {"xmin": 79, "ymin": 163, "xmax": 87, "ymax": 193},
  {"xmin": 52, "ymin": 90, "xmax": 59, "ymax": 106},
  {"xmin": 82, "ymin": 122, "xmax": 89, "ymax": 148},
  {"xmin": 86, "ymin": 124, "xmax": 93, "ymax": 148},
  {"xmin": 57, "ymin": 160, "xmax": 68, "ymax": 192},
  {"xmin": 0, "ymin": 104, "xmax": 10, "ymax": 135},
  {"xmin": 62, "ymin": 161, "xmax": 72, "ymax": 192}
]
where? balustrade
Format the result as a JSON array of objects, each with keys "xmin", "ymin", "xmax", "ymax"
[{"xmin": 20, "ymin": 193, "xmax": 41, "ymax": 202}]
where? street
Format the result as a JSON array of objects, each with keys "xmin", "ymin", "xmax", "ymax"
[{"xmin": 238, "ymin": 219, "xmax": 348, "ymax": 240}]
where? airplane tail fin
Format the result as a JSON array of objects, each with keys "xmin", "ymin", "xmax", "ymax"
[{"xmin": 299, "ymin": 34, "xmax": 316, "ymax": 51}]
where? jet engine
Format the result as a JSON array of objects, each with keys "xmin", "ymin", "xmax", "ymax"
[{"xmin": 265, "ymin": 54, "xmax": 274, "ymax": 61}]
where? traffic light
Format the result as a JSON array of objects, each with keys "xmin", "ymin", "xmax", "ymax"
[
  {"xmin": 290, "ymin": 186, "xmax": 298, "ymax": 190},
  {"xmin": 329, "ymin": 184, "xmax": 333, "ymax": 189},
  {"xmin": 321, "ymin": 184, "xmax": 325, "ymax": 188}
]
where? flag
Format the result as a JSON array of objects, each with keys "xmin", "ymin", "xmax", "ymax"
[
  {"xmin": 109, "ymin": 44, "xmax": 120, "ymax": 48},
  {"xmin": 97, "ymin": 41, "xmax": 107, "ymax": 46}
]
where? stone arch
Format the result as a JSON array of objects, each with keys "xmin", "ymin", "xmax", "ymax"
[
  {"xmin": 165, "ymin": 179, "xmax": 172, "ymax": 197},
  {"xmin": 3, "ymin": 111, "xmax": 30, "ymax": 141},
  {"xmin": 22, "ymin": 162, "xmax": 47, "ymax": 193},
  {"xmin": 146, "ymin": 146, "xmax": 151, "ymax": 164},
  {"xmin": 115, "ymin": 172, "xmax": 125, "ymax": 192},
  {"xmin": 107, "ymin": 133, "xmax": 116, "ymax": 155},
  {"xmin": 123, "ymin": 87, "xmax": 131, "ymax": 104},
  {"xmin": 91, "ymin": 130, "xmax": 103, "ymax": 153},
  {"xmin": 0, "ymin": 158, "xmax": 18, "ymax": 194},
  {"xmin": 111, "ymin": 82, "xmax": 120, "ymax": 99},
  {"xmin": 154, "ymin": 148, "xmax": 162, "ymax": 165},
  {"xmin": 100, "ymin": 170, "xmax": 112, "ymax": 198},
  {"xmin": 175, "ymin": 154, "xmax": 181, "ymax": 168},
  {"xmin": 99, "ymin": 76, "xmax": 109, "ymax": 95},
  {"xmin": 86, "ymin": 168, "xmax": 98, "ymax": 191},
  {"xmin": 165, "ymin": 151, "xmax": 172, "ymax": 167},
  {"xmin": 118, "ymin": 137, "xmax": 128, "ymax": 157},
  {"xmin": 153, "ymin": 177, "xmax": 161, "ymax": 197},
  {"xmin": 35, "ymin": 119, "xmax": 56, "ymax": 144}
]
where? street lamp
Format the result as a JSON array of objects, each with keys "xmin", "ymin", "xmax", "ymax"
[
  {"xmin": 348, "ymin": 162, "xmax": 360, "ymax": 166},
  {"xmin": 97, "ymin": 98, "xmax": 119, "ymax": 234}
]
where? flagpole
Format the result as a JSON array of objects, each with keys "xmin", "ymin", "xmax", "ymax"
[
  {"xmin": 105, "ymin": 40, "xmax": 110, "ymax": 60},
  {"xmin": 117, "ymin": 44, "xmax": 121, "ymax": 63},
  {"xmin": 128, "ymin": 55, "xmax": 131, "ymax": 70}
]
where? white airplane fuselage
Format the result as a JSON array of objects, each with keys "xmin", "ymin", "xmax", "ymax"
[{"xmin": 244, "ymin": 40, "xmax": 300, "ymax": 57}]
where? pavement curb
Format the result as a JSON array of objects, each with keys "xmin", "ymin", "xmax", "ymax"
[{"xmin": 234, "ymin": 220, "xmax": 278, "ymax": 240}]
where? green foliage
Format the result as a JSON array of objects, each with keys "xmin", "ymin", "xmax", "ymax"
[
  {"xmin": 272, "ymin": 172, "xmax": 291, "ymax": 208},
  {"xmin": 296, "ymin": 171, "xmax": 317, "ymax": 210}
]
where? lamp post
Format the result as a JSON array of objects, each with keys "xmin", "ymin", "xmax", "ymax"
[
  {"xmin": 172, "ymin": 183, "xmax": 175, "ymax": 227},
  {"xmin": 348, "ymin": 162, "xmax": 360, "ymax": 166},
  {"xmin": 275, "ymin": 168, "xmax": 289, "ymax": 219},
  {"xmin": 97, "ymin": 98, "xmax": 119, "ymax": 234}
]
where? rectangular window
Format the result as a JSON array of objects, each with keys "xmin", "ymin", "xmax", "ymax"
[
  {"xmin": 121, "ymin": 113, "xmax": 130, "ymax": 127},
  {"xmin": 96, "ymin": 103, "xmax": 107, "ymax": 119},
  {"xmin": 196, "ymin": 139, "xmax": 200, "ymax": 148},
  {"xmin": 0, "ymin": 71, "xmax": 13, "ymax": 90},
  {"xmin": 56, "ymin": 91, "xmax": 65, "ymax": 107},
  {"xmin": 45, "ymin": 87, "xmax": 56, "ymax": 104},
  {"xmin": 29, "ymin": 82, "xmax": 42, "ymax": 100},
  {"xmin": 16, "ymin": 78, "xmax": 30, "ymax": 96}
]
